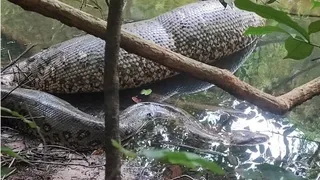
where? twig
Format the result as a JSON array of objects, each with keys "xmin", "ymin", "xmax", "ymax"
[
  {"xmin": 25, "ymin": 105, "xmax": 47, "ymax": 151},
  {"xmin": 1, "ymin": 44, "xmax": 37, "ymax": 73},
  {"xmin": 267, "ymin": 130, "xmax": 320, "ymax": 143},
  {"xmin": 29, "ymin": 160, "xmax": 105, "ymax": 168},
  {"xmin": 311, "ymin": 57, "xmax": 320, "ymax": 61},
  {"xmin": 1, "ymin": 73, "xmax": 33, "ymax": 101},
  {"xmin": 29, "ymin": 144, "xmax": 89, "ymax": 162},
  {"xmin": 269, "ymin": 61, "xmax": 320, "ymax": 92},
  {"xmin": 170, "ymin": 175, "xmax": 195, "ymax": 180}
]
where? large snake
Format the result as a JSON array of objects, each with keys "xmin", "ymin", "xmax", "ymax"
[
  {"xmin": 1, "ymin": 86, "xmax": 269, "ymax": 151},
  {"xmin": 1, "ymin": 1, "xmax": 267, "ymax": 150},
  {"xmin": 1, "ymin": 1, "xmax": 264, "ymax": 93}
]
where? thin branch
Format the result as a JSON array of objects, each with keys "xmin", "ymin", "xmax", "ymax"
[
  {"xmin": 1, "ymin": 44, "xmax": 37, "ymax": 73},
  {"xmin": 269, "ymin": 61, "xmax": 320, "ymax": 92},
  {"xmin": 6, "ymin": 0, "xmax": 320, "ymax": 115}
]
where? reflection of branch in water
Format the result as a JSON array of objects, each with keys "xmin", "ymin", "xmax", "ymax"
[
  {"xmin": 267, "ymin": 130, "xmax": 320, "ymax": 144},
  {"xmin": 149, "ymin": 93, "xmax": 243, "ymax": 115},
  {"xmin": 267, "ymin": 61, "xmax": 320, "ymax": 94}
]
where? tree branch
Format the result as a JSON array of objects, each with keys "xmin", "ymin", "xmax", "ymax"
[
  {"xmin": 6, "ymin": 0, "xmax": 320, "ymax": 115},
  {"xmin": 104, "ymin": 0, "xmax": 123, "ymax": 179}
]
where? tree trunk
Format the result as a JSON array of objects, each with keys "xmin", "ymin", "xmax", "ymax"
[{"xmin": 104, "ymin": 0, "xmax": 124, "ymax": 179}]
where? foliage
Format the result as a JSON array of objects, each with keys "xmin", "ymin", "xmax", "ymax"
[
  {"xmin": 111, "ymin": 140, "xmax": 137, "ymax": 158},
  {"xmin": 235, "ymin": 0, "xmax": 320, "ymax": 60},
  {"xmin": 112, "ymin": 140, "xmax": 225, "ymax": 175},
  {"xmin": 1, "ymin": 146, "xmax": 32, "ymax": 178},
  {"xmin": 1, "ymin": 146, "xmax": 31, "ymax": 164},
  {"xmin": 141, "ymin": 149, "xmax": 225, "ymax": 175},
  {"xmin": 140, "ymin": 89, "xmax": 152, "ymax": 95},
  {"xmin": 1, "ymin": 107, "xmax": 39, "ymax": 129},
  {"xmin": 312, "ymin": 0, "xmax": 320, "ymax": 9}
]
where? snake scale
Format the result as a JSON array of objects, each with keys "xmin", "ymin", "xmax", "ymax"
[{"xmin": 1, "ymin": 1, "xmax": 267, "ymax": 151}]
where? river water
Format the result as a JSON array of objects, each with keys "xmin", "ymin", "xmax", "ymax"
[{"xmin": 1, "ymin": 0, "xmax": 320, "ymax": 179}]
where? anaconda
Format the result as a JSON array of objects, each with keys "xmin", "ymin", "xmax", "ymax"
[
  {"xmin": 1, "ymin": 1, "xmax": 267, "ymax": 150},
  {"xmin": 1, "ymin": 1, "xmax": 264, "ymax": 93},
  {"xmin": 1, "ymin": 86, "xmax": 269, "ymax": 151}
]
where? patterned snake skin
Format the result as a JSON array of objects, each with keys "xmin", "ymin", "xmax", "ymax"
[
  {"xmin": 1, "ymin": 86, "xmax": 269, "ymax": 151},
  {"xmin": 1, "ymin": 1, "xmax": 264, "ymax": 93}
]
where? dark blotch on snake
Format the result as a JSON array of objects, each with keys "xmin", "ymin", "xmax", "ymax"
[
  {"xmin": 69, "ymin": 141, "xmax": 80, "ymax": 149},
  {"xmin": 87, "ymin": 140, "xmax": 102, "ymax": 147},
  {"xmin": 76, "ymin": 130, "xmax": 90, "ymax": 140},
  {"xmin": 43, "ymin": 123, "xmax": 52, "ymax": 132},
  {"xmin": 62, "ymin": 131, "xmax": 72, "ymax": 141},
  {"xmin": 52, "ymin": 133, "xmax": 61, "ymax": 143}
]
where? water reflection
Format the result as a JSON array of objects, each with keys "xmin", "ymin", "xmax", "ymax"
[{"xmin": 122, "ymin": 93, "xmax": 318, "ymax": 179}]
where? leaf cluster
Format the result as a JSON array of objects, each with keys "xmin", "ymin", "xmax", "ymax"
[{"xmin": 235, "ymin": 0, "xmax": 320, "ymax": 60}]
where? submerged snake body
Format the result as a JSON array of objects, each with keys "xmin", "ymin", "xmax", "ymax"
[
  {"xmin": 1, "ymin": 87, "xmax": 269, "ymax": 150},
  {"xmin": 2, "ymin": 1, "xmax": 264, "ymax": 93}
]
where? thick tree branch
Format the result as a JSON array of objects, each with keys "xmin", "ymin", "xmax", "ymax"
[
  {"xmin": 104, "ymin": 0, "xmax": 123, "ymax": 179},
  {"xmin": 7, "ymin": 0, "xmax": 320, "ymax": 115}
]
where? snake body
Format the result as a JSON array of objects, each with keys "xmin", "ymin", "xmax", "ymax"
[
  {"xmin": 1, "ymin": 86, "xmax": 269, "ymax": 151},
  {"xmin": 1, "ymin": 1, "xmax": 264, "ymax": 93},
  {"xmin": 1, "ymin": 1, "xmax": 267, "ymax": 150}
]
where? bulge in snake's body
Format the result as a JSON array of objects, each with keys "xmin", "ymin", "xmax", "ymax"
[{"xmin": 1, "ymin": 1, "xmax": 264, "ymax": 93}]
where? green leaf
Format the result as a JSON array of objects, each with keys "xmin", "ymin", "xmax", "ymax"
[
  {"xmin": 0, "ymin": 166, "xmax": 13, "ymax": 177},
  {"xmin": 244, "ymin": 26, "xmax": 288, "ymax": 35},
  {"xmin": 308, "ymin": 20, "xmax": 320, "ymax": 35},
  {"xmin": 312, "ymin": 0, "xmax": 320, "ymax": 9},
  {"xmin": 1, "ymin": 146, "xmax": 31, "ymax": 164},
  {"xmin": 234, "ymin": 0, "xmax": 310, "ymax": 42},
  {"xmin": 141, "ymin": 149, "xmax": 224, "ymax": 175},
  {"xmin": 111, "ymin": 140, "xmax": 137, "ymax": 158},
  {"xmin": 1, "ymin": 107, "xmax": 38, "ymax": 129},
  {"xmin": 140, "ymin": 89, "xmax": 152, "ymax": 95},
  {"xmin": 284, "ymin": 36, "xmax": 314, "ymax": 60}
]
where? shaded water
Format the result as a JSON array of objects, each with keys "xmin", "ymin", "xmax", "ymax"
[{"xmin": 1, "ymin": 0, "xmax": 320, "ymax": 179}]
